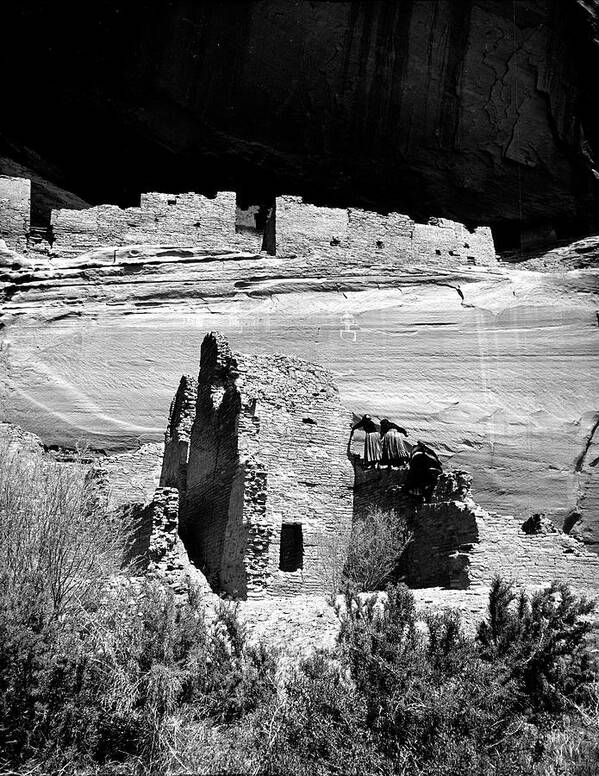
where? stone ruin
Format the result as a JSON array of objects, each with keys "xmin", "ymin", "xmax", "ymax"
[
  {"xmin": 0, "ymin": 176, "xmax": 30, "ymax": 253},
  {"xmin": 354, "ymin": 466, "xmax": 599, "ymax": 595},
  {"xmin": 124, "ymin": 332, "xmax": 599, "ymax": 605},
  {"xmin": 159, "ymin": 331, "xmax": 354, "ymax": 598},
  {"xmin": 1, "ymin": 173, "xmax": 497, "ymax": 266}
]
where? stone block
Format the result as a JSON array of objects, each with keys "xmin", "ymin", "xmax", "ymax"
[
  {"xmin": 0, "ymin": 175, "xmax": 30, "ymax": 251},
  {"xmin": 275, "ymin": 195, "xmax": 349, "ymax": 256}
]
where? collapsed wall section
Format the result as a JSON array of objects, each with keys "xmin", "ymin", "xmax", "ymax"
[
  {"xmin": 275, "ymin": 196, "xmax": 496, "ymax": 265},
  {"xmin": 51, "ymin": 191, "xmax": 265, "ymax": 254},
  {"xmin": 124, "ymin": 486, "xmax": 213, "ymax": 596},
  {"xmin": 161, "ymin": 374, "xmax": 198, "ymax": 495},
  {"xmin": 42, "ymin": 185, "xmax": 496, "ymax": 266},
  {"xmin": 0, "ymin": 175, "xmax": 30, "ymax": 251},
  {"xmin": 160, "ymin": 331, "xmax": 354, "ymax": 599},
  {"xmin": 469, "ymin": 510, "xmax": 599, "ymax": 592},
  {"xmin": 403, "ymin": 472, "xmax": 599, "ymax": 594},
  {"xmin": 353, "ymin": 465, "xmax": 599, "ymax": 595}
]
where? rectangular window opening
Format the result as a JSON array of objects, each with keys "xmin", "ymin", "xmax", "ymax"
[{"xmin": 279, "ymin": 523, "xmax": 303, "ymax": 572}]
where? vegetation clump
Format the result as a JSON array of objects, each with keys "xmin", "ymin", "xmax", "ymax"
[
  {"xmin": 343, "ymin": 506, "xmax": 412, "ymax": 592},
  {"xmin": 1, "ymin": 442, "xmax": 598, "ymax": 775}
]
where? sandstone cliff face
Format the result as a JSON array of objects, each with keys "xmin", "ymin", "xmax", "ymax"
[
  {"xmin": 1, "ymin": 170, "xmax": 597, "ymax": 549},
  {"xmin": 1, "ymin": 243, "xmax": 597, "ymax": 547},
  {"xmin": 2, "ymin": 0, "xmax": 599, "ymax": 237}
]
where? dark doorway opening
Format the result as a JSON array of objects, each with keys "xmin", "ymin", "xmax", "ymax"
[
  {"xmin": 235, "ymin": 193, "xmax": 276, "ymax": 255},
  {"xmin": 279, "ymin": 523, "xmax": 303, "ymax": 572}
]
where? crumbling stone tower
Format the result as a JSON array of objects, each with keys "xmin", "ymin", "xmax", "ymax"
[{"xmin": 160, "ymin": 332, "xmax": 353, "ymax": 599}]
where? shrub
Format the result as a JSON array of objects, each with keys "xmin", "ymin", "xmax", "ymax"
[
  {"xmin": 337, "ymin": 581, "xmax": 598, "ymax": 776},
  {"xmin": 2, "ymin": 439, "xmax": 598, "ymax": 776},
  {"xmin": 0, "ymin": 442, "xmax": 130, "ymax": 619},
  {"xmin": 477, "ymin": 577, "xmax": 597, "ymax": 714},
  {"xmin": 261, "ymin": 652, "xmax": 385, "ymax": 776},
  {"xmin": 0, "ymin": 442, "xmax": 279, "ymax": 773},
  {"xmin": 342, "ymin": 508, "xmax": 412, "ymax": 592}
]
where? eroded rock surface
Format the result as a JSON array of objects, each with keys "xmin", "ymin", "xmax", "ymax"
[
  {"xmin": 1, "ymin": 176, "xmax": 597, "ymax": 548},
  {"xmin": 3, "ymin": 0, "xmax": 599, "ymax": 237},
  {"xmin": 2, "ymin": 250, "xmax": 597, "ymax": 543}
]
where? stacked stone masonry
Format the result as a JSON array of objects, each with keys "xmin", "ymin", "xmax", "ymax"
[
  {"xmin": 51, "ymin": 192, "xmax": 266, "ymax": 254},
  {"xmin": 353, "ymin": 466, "xmax": 599, "ymax": 595},
  {"xmin": 160, "ymin": 332, "xmax": 354, "ymax": 599},
  {"xmin": 124, "ymin": 486, "xmax": 213, "ymax": 596},
  {"xmin": 276, "ymin": 195, "xmax": 496, "ymax": 265},
  {"xmin": 160, "ymin": 376, "xmax": 198, "ymax": 496},
  {"xmin": 0, "ymin": 176, "xmax": 30, "ymax": 252},
  {"xmin": 2, "ymin": 175, "xmax": 497, "ymax": 266},
  {"xmin": 405, "ymin": 472, "xmax": 599, "ymax": 595}
]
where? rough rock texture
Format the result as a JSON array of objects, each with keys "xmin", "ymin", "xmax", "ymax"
[
  {"xmin": 126, "ymin": 486, "xmax": 214, "ymax": 596},
  {"xmin": 236, "ymin": 596, "xmax": 342, "ymax": 654},
  {"xmin": 1, "ymin": 176, "xmax": 496, "ymax": 265},
  {"xmin": 96, "ymin": 443, "xmax": 164, "ymax": 511},
  {"xmin": 161, "ymin": 332, "xmax": 354, "ymax": 599},
  {"xmin": 356, "ymin": 466, "xmax": 599, "ymax": 596},
  {"xmin": 1, "ymin": 240, "xmax": 596, "ymax": 545},
  {"xmin": 1, "ymin": 177, "xmax": 597, "ymax": 548},
  {"xmin": 0, "ymin": 176, "xmax": 30, "ymax": 252},
  {"xmin": 3, "ymin": 1, "xmax": 599, "ymax": 239}
]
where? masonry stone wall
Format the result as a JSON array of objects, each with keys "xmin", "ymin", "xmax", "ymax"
[
  {"xmin": 347, "ymin": 208, "xmax": 414, "ymax": 263},
  {"xmin": 51, "ymin": 191, "xmax": 265, "ymax": 254},
  {"xmin": 0, "ymin": 176, "xmax": 30, "ymax": 251},
  {"xmin": 275, "ymin": 196, "xmax": 495, "ymax": 266},
  {"xmin": 352, "ymin": 466, "xmax": 599, "ymax": 594},
  {"xmin": 124, "ymin": 486, "xmax": 214, "ymax": 596},
  {"xmin": 404, "ymin": 472, "xmax": 599, "ymax": 594},
  {"xmin": 161, "ymin": 375, "xmax": 198, "ymax": 495},
  {"xmin": 41, "ymin": 186, "xmax": 496, "ymax": 266},
  {"xmin": 160, "ymin": 331, "xmax": 354, "ymax": 599},
  {"xmin": 275, "ymin": 195, "xmax": 350, "ymax": 256},
  {"xmin": 412, "ymin": 219, "xmax": 496, "ymax": 266},
  {"xmin": 352, "ymin": 464, "xmax": 410, "ymax": 523},
  {"xmin": 469, "ymin": 508, "xmax": 599, "ymax": 592},
  {"xmin": 4, "ymin": 174, "xmax": 497, "ymax": 266}
]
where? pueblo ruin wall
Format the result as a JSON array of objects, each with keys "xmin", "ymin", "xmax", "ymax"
[
  {"xmin": 160, "ymin": 331, "xmax": 354, "ymax": 599},
  {"xmin": 0, "ymin": 176, "xmax": 30, "ymax": 252},
  {"xmin": 1, "ymin": 175, "xmax": 496, "ymax": 266},
  {"xmin": 354, "ymin": 466, "xmax": 599, "ymax": 595}
]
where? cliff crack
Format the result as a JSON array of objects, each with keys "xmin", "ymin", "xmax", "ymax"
[{"xmin": 575, "ymin": 412, "xmax": 599, "ymax": 472}]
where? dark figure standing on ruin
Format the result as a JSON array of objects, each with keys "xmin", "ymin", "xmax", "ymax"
[
  {"xmin": 349, "ymin": 414, "xmax": 382, "ymax": 468},
  {"xmin": 380, "ymin": 418, "xmax": 409, "ymax": 468},
  {"xmin": 405, "ymin": 440, "xmax": 443, "ymax": 501}
]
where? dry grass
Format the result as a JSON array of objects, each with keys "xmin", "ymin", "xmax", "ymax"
[
  {"xmin": 0, "ymin": 441, "xmax": 132, "ymax": 617},
  {"xmin": 344, "ymin": 507, "xmax": 412, "ymax": 592}
]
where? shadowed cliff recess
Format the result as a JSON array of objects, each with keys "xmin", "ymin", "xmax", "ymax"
[{"xmin": 2, "ymin": 0, "xmax": 599, "ymax": 247}]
